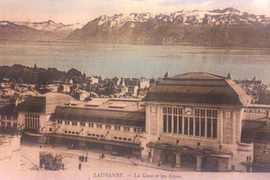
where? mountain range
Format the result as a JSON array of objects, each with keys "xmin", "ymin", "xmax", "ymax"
[{"xmin": 1, "ymin": 7, "xmax": 270, "ymax": 47}]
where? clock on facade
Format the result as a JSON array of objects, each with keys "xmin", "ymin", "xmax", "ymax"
[{"xmin": 184, "ymin": 107, "xmax": 192, "ymax": 115}]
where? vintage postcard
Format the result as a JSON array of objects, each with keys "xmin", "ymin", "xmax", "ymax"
[{"xmin": 0, "ymin": 1, "xmax": 270, "ymax": 180}]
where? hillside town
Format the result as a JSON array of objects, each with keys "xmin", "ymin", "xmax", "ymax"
[{"xmin": 1, "ymin": 65, "xmax": 270, "ymax": 174}]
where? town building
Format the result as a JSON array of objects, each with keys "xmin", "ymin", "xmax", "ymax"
[
  {"xmin": 59, "ymin": 84, "xmax": 71, "ymax": 93},
  {"xmin": 14, "ymin": 94, "xmax": 145, "ymax": 158},
  {"xmin": 142, "ymin": 72, "xmax": 254, "ymax": 172},
  {"xmin": 16, "ymin": 93, "xmax": 75, "ymax": 142},
  {"xmin": 46, "ymin": 98, "xmax": 145, "ymax": 158},
  {"xmin": 128, "ymin": 86, "xmax": 139, "ymax": 97},
  {"xmin": 241, "ymin": 104, "xmax": 270, "ymax": 172},
  {"xmin": 139, "ymin": 79, "xmax": 150, "ymax": 89},
  {"xmin": 0, "ymin": 104, "xmax": 18, "ymax": 134}
]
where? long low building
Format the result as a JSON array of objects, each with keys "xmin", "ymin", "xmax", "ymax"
[
  {"xmin": 48, "ymin": 98, "xmax": 145, "ymax": 157},
  {"xmin": 14, "ymin": 95, "xmax": 145, "ymax": 158}
]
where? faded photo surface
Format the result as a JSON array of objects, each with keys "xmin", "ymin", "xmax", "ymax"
[{"xmin": 0, "ymin": 1, "xmax": 270, "ymax": 180}]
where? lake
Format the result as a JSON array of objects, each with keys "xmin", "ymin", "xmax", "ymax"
[{"xmin": 0, "ymin": 41, "xmax": 270, "ymax": 83}]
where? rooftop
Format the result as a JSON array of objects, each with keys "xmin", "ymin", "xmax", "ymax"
[
  {"xmin": 52, "ymin": 98, "xmax": 145, "ymax": 127},
  {"xmin": 143, "ymin": 72, "xmax": 251, "ymax": 106},
  {"xmin": 16, "ymin": 93, "xmax": 75, "ymax": 114}
]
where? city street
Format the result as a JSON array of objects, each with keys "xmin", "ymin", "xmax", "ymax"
[
  {"xmin": 18, "ymin": 143, "xmax": 185, "ymax": 180},
  {"xmin": 0, "ymin": 142, "xmax": 268, "ymax": 180}
]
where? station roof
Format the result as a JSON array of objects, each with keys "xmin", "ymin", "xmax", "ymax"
[
  {"xmin": 143, "ymin": 72, "xmax": 251, "ymax": 106},
  {"xmin": 16, "ymin": 93, "xmax": 75, "ymax": 114},
  {"xmin": 52, "ymin": 98, "xmax": 145, "ymax": 127}
]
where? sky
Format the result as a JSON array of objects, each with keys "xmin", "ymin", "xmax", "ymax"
[{"xmin": 0, "ymin": 0, "xmax": 269, "ymax": 24}]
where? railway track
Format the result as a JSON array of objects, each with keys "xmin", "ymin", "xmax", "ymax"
[{"xmin": 21, "ymin": 152, "xmax": 39, "ymax": 170}]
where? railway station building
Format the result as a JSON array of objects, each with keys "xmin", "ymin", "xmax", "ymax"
[{"xmin": 142, "ymin": 72, "xmax": 254, "ymax": 172}]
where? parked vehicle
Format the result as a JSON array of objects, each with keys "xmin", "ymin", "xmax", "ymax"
[{"xmin": 39, "ymin": 152, "xmax": 64, "ymax": 170}]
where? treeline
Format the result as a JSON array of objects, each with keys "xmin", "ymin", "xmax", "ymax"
[{"xmin": 0, "ymin": 64, "xmax": 87, "ymax": 85}]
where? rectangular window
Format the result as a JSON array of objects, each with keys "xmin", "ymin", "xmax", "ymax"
[
  {"xmin": 124, "ymin": 127, "xmax": 130, "ymax": 132},
  {"xmin": 163, "ymin": 115, "xmax": 167, "ymax": 133},
  {"xmin": 195, "ymin": 109, "xmax": 200, "ymax": 116},
  {"xmin": 114, "ymin": 126, "xmax": 121, "ymax": 131},
  {"xmin": 13, "ymin": 123, "xmax": 17, "ymax": 128},
  {"xmin": 178, "ymin": 108, "xmax": 182, "ymax": 115},
  {"xmin": 201, "ymin": 109, "xmax": 205, "ymax": 117},
  {"xmin": 189, "ymin": 118, "xmax": 193, "ymax": 135},
  {"xmin": 195, "ymin": 117, "xmax": 200, "ymax": 136},
  {"xmin": 96, "ymin": 124, "xmax": 103, "ymax": 129},
  {"xmin": 184, "ymin": 117, "xmax": 188, "ymax": 135},
  {"xmin": 178, "ymin": 116, "xmax": 182, "ymax": 134},
  {"xmin": 168, "ymin": 115, "xmax": 172, "ymax": 133},
  {"xmin": 72, "ymin": 122, "xmax": 77, "ymax": 126},
  {"xmin": 168, "ymin": 107, "xmax": 172, "ymax": 114},
  {"xmin": 213, "ymin": 119, "xmax": 217, "ymax": 138},
  {"xmin": 207, "ymin": 118, "xmax": 211, "ymax": 138},
  {"xmin": 80, "ymin": 122, "xmax": 85, "ymax": 126},
  {"xmin": 134, "ymin": 128, "xmax": 141, "ymax": 132},
  {"xmin": 106, "ymin": 125, "xmax": 111, "ymax": 129},
  {"xmin": 201, "ymin": 118, "xmax": 205, "ymax": 137},
  {"xmin": 213, "ymin": 110, "xmax": 217, "ymax": 118},
  {"xmin": 207, "ymin": 110, "xmax": 212, "ymax": 117},
  {"xmin": 65, "ymin": 121, "xmax": 69, "ymax": 125},
  {"xmin": 88, "ymin": 123, "xmax": 94, "ymax": 127},
  {"xmin": 173, "ymin": 108, "xmax": 178, "ymax": 115},
  {"xmin": 163, "ymin": 107, "xmax": 167, "ymax": 114},
  {"xmin": 173, "ymin": 116, "xmax": 177, "ymax": 133}
]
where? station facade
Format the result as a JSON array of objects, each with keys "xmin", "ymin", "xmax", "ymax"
[{"xmin": 142, "ymin": 72, "xmax": 254, "ymax": 172}]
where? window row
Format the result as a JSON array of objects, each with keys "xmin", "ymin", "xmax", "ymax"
[
  {"xmin": 25, "ymin": 114, "xmax": 40, "ymax": 119},
  {"xmin": 1, "ymin": 115, "xmax": 17, "ymax": 120},
  {"xmin": 57, "ymin": 120, "xmax": 141, "ymax": 132},
  {"xmin": 25, "ymin": 118, "xmax": 40, "ymax": 129},
  {"xmin": 163, "ymin": 107, "xmax": 183, "ymax": 115},
  {"xmin": 64, "ymin": 130, "xmax": 80, "ymax": 135},
  {"xmin": 163, "ymin": 115, "xmax": 217, "ymax": 138},
  {"xmin": 113, "ymin": 136, "xmax": 133, "ymax": 142},
  {"xmin": 195, "ymin": 109, "xmax": 217, "ymax": 118},
  {"xmin": 163, "ymin": 107, "xmax": 218, "ymax": 118},
  {"xmin": 87, "ymin": 133, "xmax": 104, "ymax": 138},
  {"xmin": 1, "ymin": 121, "xmax": 17, "ymax": 128}
]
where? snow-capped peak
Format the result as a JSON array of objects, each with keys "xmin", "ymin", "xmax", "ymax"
[
  {"xmin": 13, "ymin": 21, "xmax": 84, "ymax": 32},
  {"xmin": 95, "ymin": 7, "xmax": 270, "ymax": 27}
]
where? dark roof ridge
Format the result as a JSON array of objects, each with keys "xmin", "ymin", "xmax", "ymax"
[{"xmin": 169, "ymin": 72, "xmax": 226, "ymax": 80}]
